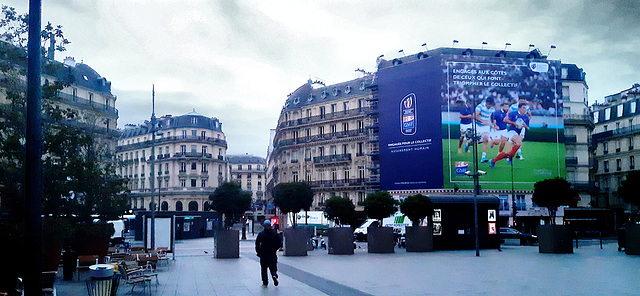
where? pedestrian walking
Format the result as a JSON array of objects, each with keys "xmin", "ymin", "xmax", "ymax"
[{"xmin": 255, "ymin": 220, "xmax": 282, "ymax": 287}]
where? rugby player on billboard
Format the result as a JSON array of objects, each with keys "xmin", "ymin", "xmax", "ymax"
[
  {"xmin": 457, "ymin": 98, "xmax": 474, "ymax": 153},
  {"xmin": 508, "ymin": 97, "xmax": 532, "ymax": 159},
  {"xmin": 488, "ymin": 102, "xmax": 510, "ymax": 153},
  {"xmin": 474, "ymin": 97, "xmax": 496, "ymax": 162},
  {"xmin": 490, "ymin": 103, "xmax": 530, "ymax": 167}
]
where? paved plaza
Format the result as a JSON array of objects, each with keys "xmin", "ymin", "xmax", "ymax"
[{"xmin": 56, "ymin": 235, "xmax": 640, "ymax": 295}]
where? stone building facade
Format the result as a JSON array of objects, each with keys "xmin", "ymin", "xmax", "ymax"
[
  {"xmin": 267, "ymin": 76, "xmax": 373, "ymax": 210},
  {"xmin": 591, "ymin": 83, "xmax": 640, "ymax": 209},
  {"xmin": 116, "ymin": 111, "xmax": 228, "ymax": 212}
]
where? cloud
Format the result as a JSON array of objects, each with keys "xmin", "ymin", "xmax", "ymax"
[{"xmin": 5, "ymin": 0, "xmax": 640, "ymax": 156}]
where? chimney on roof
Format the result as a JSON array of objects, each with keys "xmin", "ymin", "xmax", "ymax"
[{"xmin": 63, "ymin": 57, "xmax": 76, "ymax": 67}]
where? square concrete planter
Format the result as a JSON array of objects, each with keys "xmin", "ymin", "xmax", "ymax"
[
  {"xmin": 405, "ymin": 226, "xmax": 433, "ymax": 252},
  {"xmin": 625, "ymin": 224, "xmax": 640, "ymax": 255},
  {"xmin": 283, "ymin": 227, "xmax": 308, "ymax": 256},
  {"xmin": 327, "ymin": 227, "xmax": 354, "ymax": 255},
  {"xmin": 537, "ymin": 224, "xmax": 573, "ymax": 254},
  {"xmin": 214, "ymin": 229, "xmax": 239, "ymax": 258},
  {"xmin": 367, "ymin": 227, "xmax": 395, "ymax": 253}
]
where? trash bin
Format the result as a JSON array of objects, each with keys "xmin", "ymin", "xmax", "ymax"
[{"xmin": 63, "ymin": 250, "xmax": 78, "ymax": 281}]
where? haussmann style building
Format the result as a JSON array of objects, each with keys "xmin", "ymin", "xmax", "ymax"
[
  {"xmin": 116, "ymin": 110, "xmax": 228, "ymax": 212},
  {"xmin": 591, "ymin": 83, "xmax": 640, "ymax": 210}
]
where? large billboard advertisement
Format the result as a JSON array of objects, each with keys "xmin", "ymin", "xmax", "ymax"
[{"xmin": 378, "ymin": 54, "xmax": 565, "ymax": 191}]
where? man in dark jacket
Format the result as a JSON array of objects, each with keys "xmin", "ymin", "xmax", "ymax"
[{"xmin": 255, "ymin": 220, "xmax": 282, "ymax": 286}]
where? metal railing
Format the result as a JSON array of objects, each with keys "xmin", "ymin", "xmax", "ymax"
[
  {"xmin": 55, "ymin": 92, "xmax": 118, "ymax": 115},
  {"xmin": 305, "ymin": 178, "xmax": 366, "ymax": 188},
  {"xmin": 117, "ymin": 136, "xmax": 227, "ymax": 151},
  {"xmin": 277, "ymin": 107, "xmax": 371, "ymax": 129},
  {"xmin": 593, "ymin": 124, "xmax": 640, "ymax": 143},
  {"xmin": 273, "ymin": 130, "xmax": 366, "ymax": 149},
  {"xmin": 313, "ymin": 153, "xmax": 352, "ymax": 164}
]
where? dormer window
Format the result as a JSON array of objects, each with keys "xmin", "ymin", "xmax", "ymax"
[
  {"xmin": 293, "ymin": 97, "xmax": 300, "ymax": 105},
  {"xmin": 332, "ymin": 88, "xmax": 339, "ymax": 96},
  {"xmin": 308, "ymin": 94, "xmax": 314, "ymax": 102},
  {"xmin": 359, "ymin": 81, "xmax": 366, "ymax": 90},
  {"xmin": 191, "ymin": 117, "xmax": 197, "ymax": 124},
  {"xmin": 345, "ymin": 85, "xmax": 351, "ymax": 94},
  {"xmin": 320, "ymin": 91, "xmax": 327, "ymax": 99}
]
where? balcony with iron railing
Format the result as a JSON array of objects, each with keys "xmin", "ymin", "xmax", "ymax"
[
  {"xmin": 116, "ymin": 136, "xmax": 228, "ymax": 152},
  {"xmin": 565, "ymin": 157, "xmax": 593, "ymax": 168},
  {"xmin": 592, "ymin": 124, "xmax": 640, "ymax": 143},
  {"xmin": 172, "ymin": 152, "xmax": 214, "ymax": 159},
  {"xmin": 306, "ymin": 178, "xmax": 366, "ymax": 188},
  {"xmin": 313, "ymin": 153, "xmax": 352, "ymax": 165},
  {"xmin": 277, "ymin": 107, "xmax": 371, "ymax": 129},
  {"xmin": 273, "ymin": 130, "xmax": 366, "ymax": 149},
  {"xmin": 563, "ymin": 114, "xmax": 595, "ymax": 128},
  {"xmin": 55, "ymin": 91, "xmax": 118, "ymax": 115},
  {"xmin": 128, "ymin": 186, "xmax": 218, "ymax": 195}
]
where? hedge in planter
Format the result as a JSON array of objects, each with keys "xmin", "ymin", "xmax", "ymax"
[
  {"xmin": 209, "ymin": 181, "xmax": 251, "ymax": 258},
  {"xmin": 364, "ymin": 191, "xmax": 398, "ymax": 253},
  {"xmin": 532, "ymin": 178, "xmax": 578, "ymax": 254},
  {"xmin": 70, "ymin": 222, "xmax": 114, "ymax": 262},
  {"xmin": 324, "ymin": 196, "xmax": 356, "ymax": 255},
  {"xmin": 400, "ymin": 194, "xmax": 434, "ymax": 252},
  {"xmin": 43, "ymin": 218, "xmax": 73, "ymax": 271},
  {"xmin": 273, "ymin": 182, "xmax": 314, "ymax": 256}
]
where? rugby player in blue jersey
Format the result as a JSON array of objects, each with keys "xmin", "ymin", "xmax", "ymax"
[
  {"xmin": 509, "ymin": 98, "xmax": 532, "ymax": 159},
  {"xmin": 474, "ymin": 97, "xmax": 496, "ymax": 162},
  {"xmin": 458, "ymin": 99, "xmax": 474, "ymax": 153},
  {"xmin": 491, "ymin": 103, "xmax": 530, "ymax": 167},
  {"xmin": 488, "ymin": 102, "xmax": 510, "ymax": 153}
]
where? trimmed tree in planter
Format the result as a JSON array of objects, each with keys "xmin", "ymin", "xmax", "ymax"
[
  {"xmin": 532, "ymin": 177, "xmax": 578, "ymax": 253},
  {"xmin": 273, "ymin": 182, "xmax": 314, "ymax": 256},
  {"xmin": 324, "ymin": 196, "xmax": 356, "ymax": 255},
  {"xmin": 209, "ymin": 181, "xmax": 252, "ymax": 258},
  {"xmin": 364, "ymin": 191, "xmax": 399, "ymax": 253},
  {"xmin": 400, "ymin": 194, "xmax": 434, "ymax": 252},
  {"xmin": 618, "ymin": 171, "xmax": 640, "ymax": 255}
]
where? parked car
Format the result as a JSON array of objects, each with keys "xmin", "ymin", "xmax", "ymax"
[
  {"xmin": 353, "ymin": 220, "xmax": 380, "ymax": 242},
  {"xmin": 499, "ymin": 227, "xmax": 537, "ymax": 245}
]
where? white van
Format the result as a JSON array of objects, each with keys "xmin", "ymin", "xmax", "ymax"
[{"xmin": 353, "ymin": 212, "xmax": 413, "ymax": 241}]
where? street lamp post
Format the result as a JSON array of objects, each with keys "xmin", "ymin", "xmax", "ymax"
[
  {"xmin": 466, "ymin": 96, "xmax": 485, "ymax": 257},
  {"xmin": 149, "ymin": 85, "xmax": 156, "ymax": 250},
  {"xmin": 511, "ymin": 161, "xmax": 517, "ymax": 229}
]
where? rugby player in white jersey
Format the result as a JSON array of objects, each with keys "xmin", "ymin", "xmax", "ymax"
[{"xmin": 474, "ymin": 97, "xmax": 496, "ymax": 163}]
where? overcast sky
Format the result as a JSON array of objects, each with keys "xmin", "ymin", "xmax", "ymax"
[{"xmin": 6, "ymin": 0, "xmax": 640, "ymax": 157}]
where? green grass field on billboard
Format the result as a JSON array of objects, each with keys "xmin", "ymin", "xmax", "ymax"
[{"xmin": 443, "ymin": 138, "xmax": 566, "ymax": 190}]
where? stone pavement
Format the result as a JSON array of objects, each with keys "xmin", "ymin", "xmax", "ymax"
[{"xmin": 57, "ymin": 234, "xmax": 640, "ymax": 295}]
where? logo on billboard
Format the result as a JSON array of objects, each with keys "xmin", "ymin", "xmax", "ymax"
[
  {"xmin": 529, "ymin": 62, "xmax": 549, "ymax": 73},
  {"xmin": 401, "ymin": 93, "xmax": 416, "ymax": 135},
  {"xmin": 455, "ymin": 161, "xmax": 469, "ymax": 175}
]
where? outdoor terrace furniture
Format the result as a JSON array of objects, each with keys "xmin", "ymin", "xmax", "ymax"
[
  {"xmin": 77, "ymin": 255, "xmax": 99, "ymax": 280},
  {"xmin": 123, "ymin": 260, "xmax": 158, "ymax": 284},
  {"xmin": 129, "ymin": 246, "xmax": 145, "ymax": 254},
  {"xmin": 150, "ymin": 248, "xmax": 169, "ymax": 266},
  {"xmin": 118, "ymin": 263, "xmax": 153, "ymax": 293},
  {"xmin": 136, "ymin": 254, "xmax": 159, "ymax": 271},
  {"xmin": 106, "ymin": 252, "xmax": 127, "ymax": 263}
]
